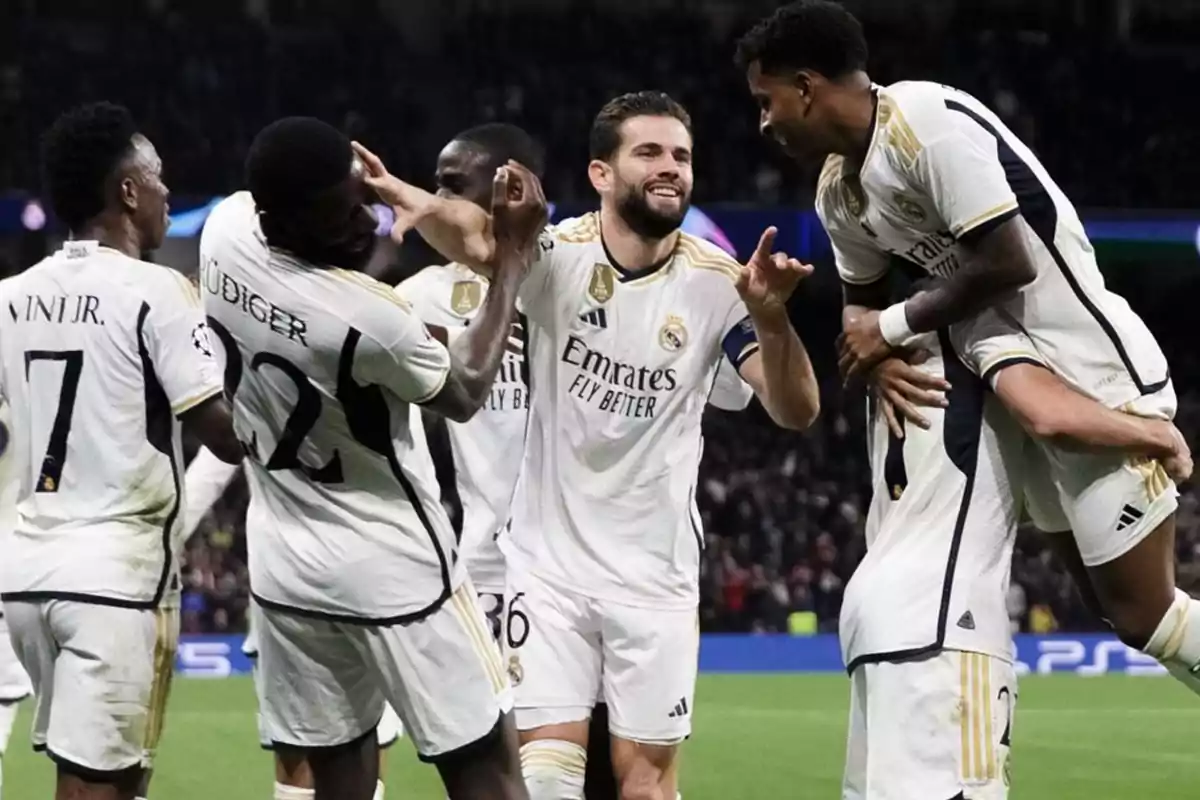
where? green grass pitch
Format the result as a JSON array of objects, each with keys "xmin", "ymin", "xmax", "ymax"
[{"xmin": 5, "ymin": 674, "xmax": 1197, "ymax": 798}]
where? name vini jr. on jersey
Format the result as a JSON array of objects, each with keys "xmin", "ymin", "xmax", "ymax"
[
  {"xmin": 561, "ymin": 336, "xmax": 676, "ymax": 419},
  {"xmin": 17, "ymin": 293, "xmax": 104, "ymax": 326}
]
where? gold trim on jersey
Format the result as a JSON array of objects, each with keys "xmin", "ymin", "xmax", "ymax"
[
  {"xmin": 332, "ymin": 269, "xmax": 413, "ymax": 312},
  {"xmin": 960, "ymin": 652, "xmax": 998, "ymax": 783},
  {"xmin": 678, "ymin": 235, "xmax": 741, "ymax": 282},
  {"xmin": 1130, "ymin": 457, "xmax": 1170, "ymax": 502},
  {"xmin": 450, "ymin": 584, "xmax": 507, "ymax": 696},
  {"xmin": 953, "ymin": 201, "xmax": 1020, "ymax": 238},
  {"xmin": 553, "ymin": 212, "xmax": 601, "ymax": 244},
  {"xmin": 142, "ymin": 605, "xmax": 180, "ymax": 766},
  {"xmin": 171, "ymin": 385, "xmax": 223, "ymax": 416},
  {"xmin": 877, "ymin": 95, "xmax": 923, "ymax": 169}
]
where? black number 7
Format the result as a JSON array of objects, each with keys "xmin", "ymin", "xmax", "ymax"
[{"xmin": 25, "ymin": 350, "xmax": 84, "ymax": 493}]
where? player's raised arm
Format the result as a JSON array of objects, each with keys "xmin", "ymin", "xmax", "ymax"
[
  {"xmin": 352, "ymin": 141, "xmax": 498, "ymax": 272},
  {"xmin": 421, "ymin": 165, "xmax": 547, "ymax": 422},
  {"xmin": 731, "ymin": 226, "xmax": 820, "ymax": 430}
]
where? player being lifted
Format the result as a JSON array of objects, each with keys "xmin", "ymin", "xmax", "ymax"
[
  {"xmin": 839, "ymin": 274, "xmax": 1191, "ymax": 798},
  {"xmin": 357, "ymin": 90, "xmax": 821, "ymax": 800},
  {"xmin": 0, "ymin": 102, "xmax": 242, "ymax": 800},
  {"xmin": 737, "ymin": 1, "xmax": 1200, "ymax": 697},
  {"xmin": 199, "ymin": 116, "xmax": 546, "ymax": 800}
]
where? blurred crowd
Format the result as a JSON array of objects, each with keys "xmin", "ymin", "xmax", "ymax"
[{"xmin": 3, "ymin": 4, "xmax": 1200, "ymax": 208}]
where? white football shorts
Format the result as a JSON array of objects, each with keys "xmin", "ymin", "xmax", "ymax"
[
  {"xmin": 844, "ymin": 649, "xmax": 1016, "ymax": 800},
  {"xmin": 503, "ymin": 567, "xmax": 698, "ymax": 744},
  {"xmin": 0, "ymin": 613, "xmax": 32, "ymax": 703},
  {"xmin": 1023, "ymin": 387, "xmax": 1178, "ymax": 566},
  {"xmin": 3, "ymin": 600, "xmax": 178, "ymax": 774},
  {"xmin": 252, "ymin": 581, "xmax": 511, "ymax": 762}
]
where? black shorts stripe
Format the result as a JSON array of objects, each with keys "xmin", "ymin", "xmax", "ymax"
[
  {"xmin": 981, "ymin": 356, "xmax": 1047, "ymax": 385},
  {"xmin": 1, "ymin": 590, "xmax": 155, "ymax": 609},
  {"xmin": 945, "ymin": 99, "xmax": 1168, "ymax": 397},
  {"xmin": 252, "ymin": 591, "xmax": 449, "ymax": 627},
  {"xmin": 845, "ymin": 330, "xmax": 983, "ymax": 675}
]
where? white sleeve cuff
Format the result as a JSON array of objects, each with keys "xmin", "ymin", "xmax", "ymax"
[{"xmin": 879, "ymin": 302, "xmax": 916, "ymax": 347}]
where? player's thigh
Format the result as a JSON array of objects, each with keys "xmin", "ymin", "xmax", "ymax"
[
  {"xmin": 0, "ymin": 611, "xmax": 34, "ymax": 704},
  {"xmin": 1043, "ymin": 441, "xmax": 1179, "ymax": 568},
  {"xmin": 252, "ymin": 603, "xmax": 383, "ymax": 749},
  {"xmin": 601, "ymin": 603, "xmax": 697, "ymax": 745},
  {"xmin": 363, "ymin": 582, "xmax": 511, "ymax": 763},
  {"xmin": 42, "ymin": 601, "xmax": 163, "ymax": 774},
  {"xmin": 858, "ymin": 651, "xmax": 1015, "ymax": 800},
  {"xmin": 2, "ymin": 601, "xmax": 55, "ymax": 751},
  {"xmin": 503, "ymin": 570, "xmax": 601, "ymax": 733},
  {"xmin": 842, "ymin": 666, "xmax": 870, "ymax": 800}
]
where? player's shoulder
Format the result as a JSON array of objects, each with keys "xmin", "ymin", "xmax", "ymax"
[
  {"xmin": 324, "ymin": 268, "xmax": 425, "ymax": 341},
  {"xmin": 877, "ymin": 81, "xmax": 989, "ymax": 161},
  {"xmin": 546, "ymin": 212, "xmax": 601, "ymax": 245},
  {"xmin": 676, "ymin": 232, "xmax": 741, "ymax": 285},
  {"xmin": 396, "ymin": 262, "xmax": 480, "ymax": 313},
  {"xmin": 200, "ymin": 191, "xmax": 263, "ymax": 255}
]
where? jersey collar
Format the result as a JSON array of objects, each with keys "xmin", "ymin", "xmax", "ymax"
[{"xmin": 599, "ymin": 228, "xmax": 677, "ymax": 284}]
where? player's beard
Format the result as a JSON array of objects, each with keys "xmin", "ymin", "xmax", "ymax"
[{"xmin": 615, "ymin": 184, "xmax": 690, "ymax": 240}]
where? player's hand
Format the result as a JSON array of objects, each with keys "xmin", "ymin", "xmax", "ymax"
[
  {"xmin": 839, "ymin": 310, "xmax": 893, "ymax": 383},
  {"xmin": 351, "ymin": 141, "xmax": 431, "ymax": 243},
  {"xmin": 869, "ymin": 350, "xmax": 951, "ymax": 437},
  {"xmin": 490, "ymin": 160, "xmax": 548, "ymax": 274},
  {"xmin": 1151, "ymin": 421, "xmax": 1193, "ymax": 484},
  {"xmin": 735, "ymin": 227, "xmax": 814, "ymax": 319}
]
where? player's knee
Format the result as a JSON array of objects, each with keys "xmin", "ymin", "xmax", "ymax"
[{"xmin": 519, "ymin": 739, "xmax": 586, "ymax": 800}]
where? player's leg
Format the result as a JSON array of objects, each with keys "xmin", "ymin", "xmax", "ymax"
[
  {"xmin": 135, "ymin": 605, "xmax": 180, "ymax": 800},
  {"xmin": 841, "ymin": 664, "xmax": 869, "ymax": 800},
  {"xmin": 503, "ymin": 572, "xmax": 599, "ymax": 800},
  {"xmin": 373, "ymin": 703, "xmax": 403, "ymax": 800},
  {"xmin": 856, "ymin": 651, "xmax": 1014, "ymax": 800},
  {"xmin": 253, "ymin": 603, "xmax": 383, "ymax": 800},
  {"xmin": 585, "ymin": 704, "xmax": 618, "ymax": 799},
  {"xmin": 0, "ymin": 611, "xmax": 33, "ymax": 800},
  {"xmin": 362, "ymin": 581, "xmax": 524, "ymax": 799},
  {"xmin": 9, "ymin": 601, "xmax": 163, "ymax": 800},
  {"xmin": 601, "ymin": 603, "xmax": 697, "ymax": 800}
]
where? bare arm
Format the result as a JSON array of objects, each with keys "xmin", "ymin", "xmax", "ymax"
[
  {"xmin": 738, "ymin": 313, "xmax": 819, "ymax": 431},
  {"xmin": 901, "ymin": 217, "xmax": 1037, "ymax": 333},
  {"xmin": 993, "ymin": 363, "xmax": 1180, "ymax": 458},
  {"xmin": 181, "ymin": 396, "xmax": 244, "ymax": 465}
]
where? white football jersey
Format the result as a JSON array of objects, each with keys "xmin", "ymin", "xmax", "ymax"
[
  {"xmin": 840, "ymin": 330, "xmax": 1023, "ymax": 668},
  {"xmin": 397, "ymin": 262, "xmax": 526, "ymax": 594},
  {"xmin": 200, "ymin": 192, "xmax": 462, "ymax": 621},
  {"xmin": 0, "ymin": 403, "xmax": 16, "ymax": 538},
  {"xmin": 817, "ymin": 80, "xmax": 1170, "ymax": 411},
  {"xmin": 0, "ymin": 241, "xmax": 223, "ymax": 606},
  {"xmin": 507, "ymin": 212, "xmax": 760, "ymax": 609}
]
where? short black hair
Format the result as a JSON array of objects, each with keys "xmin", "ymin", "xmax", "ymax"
[
  {"xmin": 40, "ymin": 102, "xmax": 139, "ymax": 230},
  {"xmin": 588, "ymin": 91, "xmax": 692, "ymax": 162},
  {"xmin": 734, "ymin": 1, "xmax": 868, "ymax": 79},
  {"xmin": 246, "ymin": 117, "xmax": 352, "ymax": 214},
  {"xmin": 453, "ymin": 123, "xmax": 545, "ymax": 179}
]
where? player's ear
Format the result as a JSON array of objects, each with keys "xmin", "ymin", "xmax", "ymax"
[
  {"xmin": 117, "ymin": 174, "xmax": 139, "ymax": 214},
  {"xmin": 587, "ymin": 159, "xmax": 612, "ymax": 194}
]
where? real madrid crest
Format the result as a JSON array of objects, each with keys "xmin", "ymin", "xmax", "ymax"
[
  {"xmin": 588, "ymin": 263, "xmax": 615, "ymax": 304},
  {"xmin": 507, "ymin": 654, "xmax": 524, "ymax": 687},
  {"xmin": 893, "ymin": 193, "xmax": 927, "ymax": 224},
  {"xmin": 658, "ymin": 314, "xmax": 688, "ymax": 352},
  {"xmin": 450, "ymin": 280, "xmax": 482, "ymax": 316}
]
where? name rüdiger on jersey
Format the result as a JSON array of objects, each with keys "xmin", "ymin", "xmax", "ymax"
[
  {"xmin": 201, "ymin": 259, "xmax": 309, "ymax": 347},
  {"xmin": 561, "ymin": 335, "xmax": 677, "ymax": 419}
]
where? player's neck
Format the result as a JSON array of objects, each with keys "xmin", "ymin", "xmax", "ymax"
[
  {"xmin": 834, "ymin": 73, "xmax": 878, "ymax": 166},
  {"xmin": 73, "ymin": 215, "xmax": 144, "ymax": 259},
  {"xmin": 597, "ymin": 206, "xmax": 678, "ymax": 271}
]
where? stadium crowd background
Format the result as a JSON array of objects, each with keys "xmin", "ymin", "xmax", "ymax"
[{"xmin": 3, "ymin": 0, "xmax": 1200, "ymax": 638}]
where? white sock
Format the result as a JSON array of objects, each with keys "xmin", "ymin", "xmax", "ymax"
[
  {"xmin": 519, "ymin": 740, "xmax": 586, "ymax": 800},
  {"xmin": 274, "ymin": 783, "xmax": 315, "ymax": 800},
  {"xmin": 373, "ymin": 779, "xmax": 385, "ymax": 800},
  {"xmin": 1143, "ymin": 588, "xmax": 1200, "ymax": 694}
]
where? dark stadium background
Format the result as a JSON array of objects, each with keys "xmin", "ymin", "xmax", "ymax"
[{"xmin": 4, "ymin": 0, "xmax": 1200, "ymax": 640}]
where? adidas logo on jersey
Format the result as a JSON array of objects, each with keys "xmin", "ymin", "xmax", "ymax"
[
  {"xmin": 956, "ymin": 611, "xmax": 976, "ymax": 631},
  {"xmin": 1116, "ymin": 504, "xmax": 1144, "ymax": 531},
  {"xmin": 579, "ymin": 308, "xmax": 608, "ymax": 329},
  {"xmin": 667, "ymin": 697, "xmax": 689, "ymax": 719}
]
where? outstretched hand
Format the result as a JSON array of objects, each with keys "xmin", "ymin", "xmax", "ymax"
[
  {"xmin": 735, "ymin": 227, "xmax": 814, "ymax": 317},
  {"xmin": 490, "ymin": 159, "xmax": 548, "ymax": 273},
  {"xmin": 351, "ymin": 141, "xmax": 430, "ymax": 244}
]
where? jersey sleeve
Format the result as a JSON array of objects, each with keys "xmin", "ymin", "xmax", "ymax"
[
  {"xmin": 708, "ymin": 357, "xmax": 753, "ymax": 411},
  {"xmin": 356, "ymin": 294, "xmax": 452, "ymax": 405},
  {"xmin": 830, "ymin": 226, "xmax": 891, "ymax": 287},
  {"xmin": 395, "ymin": 268, "xmax": 435, "ymax": 318},
  {"xmin": 515, "ymin": 227, "xmax": 559, "ymax": 325},
  {"xmin": 915, "ymin": 126, "xmax": 1019, "ymax": 241},
  {"xmin": 146, "ymin": 271, "xmax": 225, "ymax": 416},
  {"xmin": 949, "ymin": 308, "xmax": 1045, "ymax": 388},
  {"xmin": 181, "ymin": 447, "xmax": 241, "ymax": 538}
]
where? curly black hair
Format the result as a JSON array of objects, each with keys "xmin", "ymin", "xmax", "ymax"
[
  {"xmin": 245, "ymin": 116, "xmax": 351, "ymax": 214},
  {"xmin": 40, "ymin": 102, "xmax": 139, "ymax": 230},
  {"xmin": 453, "ymin": 123, "xmax": 546, "ymax": 179},
  {"xmin": 735, "ymin": 1, "xmax": 869, "ymax": 80},
  {"xmin": 589, "ymin": 91, "xmax": 692, "ymax": 162}
]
